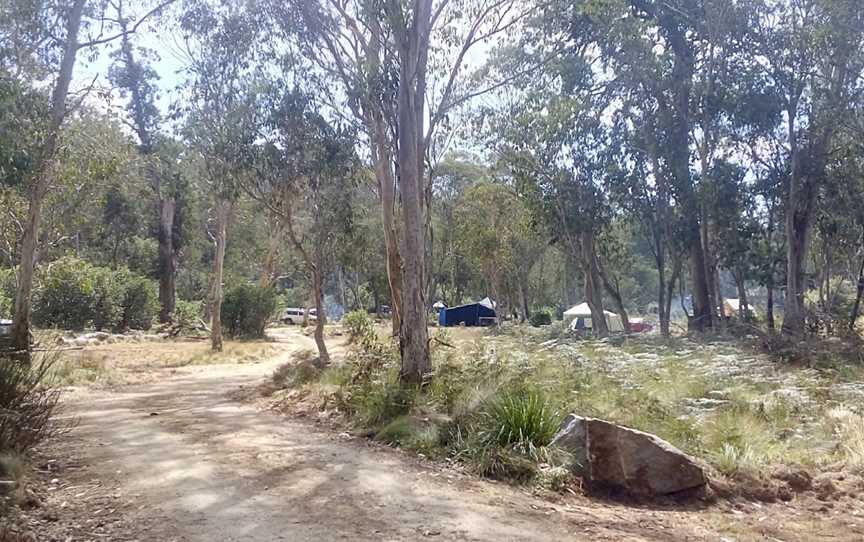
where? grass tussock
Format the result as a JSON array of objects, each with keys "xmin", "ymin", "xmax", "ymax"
[{"xmin": 1, "ymin": 352, "xmax": 65, "ymax": 453}]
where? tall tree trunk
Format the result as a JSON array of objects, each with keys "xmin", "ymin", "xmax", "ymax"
[
  {"xmin": 657, "ymin": 254, "xmax": 669, "ymax": 337},
  {"xmin": 701, "ymin": 209, "xmax": 718, "ymax": 324},
  {"xmin": 782, "ymin": 102, "xmax": 833, "ymax": 336},
  {"xmin": 782, "ymin": 178, "xmax": 818, "ymax": 336},
  {"xmin": 363, "ymin": 15, "xmax": 403, "ymax": 338},
  {"xmin": 11, "ymin": 0, "xmax": 86, "ymax": 356},
  {"xmin": 661, "ymin": 15, "xmax": 712, "ymax": 333},
  {"xmin": 598, "ymin": 262, "xmax": 630, "ymax": 332},
  {"xmin": 766, "ymin": 277, "xmax": 775, "ymax": 329},
  {"xmin": 371, "ymin": 127, "xmax": 403, "ymax": 337},
  {"xmin": 210, "ymin": 198, "xmax": 231, "ymax": 352},
  {"xmin": 662, "ymin": 255, "xmax": 683, "ymax": 338},
  {"xmin": 580, "ymin": 232, "xmax": 609, "ymax": 337},
  {"xmin": 117, "ymin": 10, "xmax": 179, "ymax": 324},
  {"xmin": 734, "ymin": 267, "xmax": 749, "ymax": 322},
  {"xmin": 687, "ymin": 218, "xmax": 714, "ymax": 332},
  {"xmin": 765, "ymin": 203, "xmax": 777, "ymax": 330},
  {"xmin": 518, "ymin": 281, "xmax": 529, "ymax": 323},
  {"xmin": 393, "ymin": 0, "xmax": 433, "ymax": 384},
  {"xmin": 158, "ymin": 197, "xmax": 177, "ymax": 322},
  {"xmin": 311, "ymin": 266, "xmax": 330, "ymax": 364},
  {"xmin": 259, "ymin": 216, "xmax": 283, "ymax": 289}
]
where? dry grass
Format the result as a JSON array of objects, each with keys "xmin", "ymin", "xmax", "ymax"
[{"xmin": 53, "ymin": 340, "xmax": 286, "ymax": 387}]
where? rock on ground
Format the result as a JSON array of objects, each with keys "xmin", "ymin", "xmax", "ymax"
[{"xmin": 551, "ymin": 414, "xmax": 707, "ymax": 497}]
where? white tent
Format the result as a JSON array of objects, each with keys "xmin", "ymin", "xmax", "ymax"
[
  {"xmin": 478, "ymin": 297, "xmax": 496, "ymax": 310},
  {"xmin": 722, "ymin": 298, "xmax": 753, "ymax": 318},
  {"xmin": 564, "ymin": 302, "xmax": 624, "ymax": 332}
]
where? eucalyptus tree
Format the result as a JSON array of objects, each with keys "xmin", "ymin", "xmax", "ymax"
[
  {"xmin": 494, "ymin": 94, "xmax": 618, "ymax": 337},
  {"xmin": 1, "ymin": 0, "xmax": 171, "ymax": 356},
  {"xmin": 452, "ymin": 181, "xmax": 540, "ymax": 324},
  {"xmin": 274, "ymin": 0, "xmax": 537, "ymax": 382},
  {"xmin": 748, "ymin": 0, "xmax": 864, "ymax": 336},
  {"xmin": 180, "ymin": 2, "xmax": 263, "ymax": 351},
  {"xmin": 109, "ymin": 0, "xmax": 184, "ymax": 323},
  {"xmin": 248, "ymin": 88, "xmax": 362, "ymax": 364}
]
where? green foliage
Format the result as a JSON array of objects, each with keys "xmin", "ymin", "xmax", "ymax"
[
  {"xmin": 342, "ymin": 309, "xmax": 374, "ymax": 342},
  {"xmin": 91, "ymin": 266, "xmax": 124, "ymax": 331},
  {"xmin": 529, "ymin": 309, "xmax": 552, "ymax": 327},
  {"xmin": 221, "ymin": 283, "xmax": 277, "ymax": 339},
  {"xmin": 473, "ymin": 389, "xmax": 561, "ymax": 450},
  {"xmin": 0, "ymin": 291, "xmax": 11, "ymax": 320},
  {"xmin": 375, "ymin": 415, "xmax": 443, "ymax": 455},
  {"xmin": 0, "ymin": 452, "xmax": 24, "ymax": 481},
  {"xmin": 33, "ymin": 257, "xmax": 97, "ymax": 331},
  {"xmin": 0, "ymin": 268, "xmax": 14, "ymax": 319},
  {"xmin": 27, "ymin": 257, "xmax": 157, "ymax": 331},
  {"xmin": 116, "ymin": 270, "xmax": 158, "ymax": 331},
  {"xmin": 172, "ymin": 299, "xmax": 204, "ymax": 334},
  {"xmin": 349, "ymin": 369, "xmax": 417, "ymax": 428}
]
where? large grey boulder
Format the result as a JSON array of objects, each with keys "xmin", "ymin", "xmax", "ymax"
[{"xmin": 551, "ymin": 414, "xmax": 707, "ymax": 497}]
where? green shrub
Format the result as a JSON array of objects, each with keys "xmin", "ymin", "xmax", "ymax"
[
  {"xmin": 449, "ymin": 388, "xmax": 563, "ymax": 480},
  {"xmin": 221, "ymin": 283, "xmax": 277, "ymax": 339},
  {"xmin": 343, "ymin": 309, "xmax": 374, "ymax": 342},
  {"xmin": 0, "ymin": 452, "xmax": 24, "ymax": 481},
  {"xmin": 349, "ymin": 369, "xmax": 416, "ymax": 428},
  {"xmin": 115, "ymin": 270, "xmax": 158, "ymax": 331},
  {"xmin": 375, "ymin": 415, "xmax": 442, "ymax": 455},
  {"xmin": 172, "ymin": 299, "xmax": 204, "ymax": 334},
  {"xmin": 529, "ymin": 310, "xmax": 552, "ymax": 327},
  {"xmin": 475, "ymin": 389, "xmax": 561, "ymax": 450},
  {"xmin": 0, "ymin": 291, "xmax": 11, "ymax": 320},
  {"xmin": 91, "ymin": 266, "xmax": 124, "ymax": 331},
  {"xmin": 0, "ymin": 268, "xmax": 14, "ymax": 319},
  {"xmin": 32, "ymin": 257, "xmax": 96, "ymax": 330},
  {"xmin": 28, "ymin": 258, "xmax": 157, "ymax": 332}
]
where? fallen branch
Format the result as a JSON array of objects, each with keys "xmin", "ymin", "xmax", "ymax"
[{"xmin": 431, "ymin": 336, "xmax": 455, "ymax": 348}]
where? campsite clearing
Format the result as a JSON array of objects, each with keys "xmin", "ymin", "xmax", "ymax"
[{"xmin": 6, "ymin": 325, "xmax": 864, "ymax": 541}]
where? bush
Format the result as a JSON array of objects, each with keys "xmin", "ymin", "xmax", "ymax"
[
  {"xmin": 0, "ymin": 268, "xmax": 14, "ymax": 319},
  {"xmin": 343, "ymin": 309, "xmax": 374, "ymax": 342},
  {"xmin": 91, "ymin": 266, "xmax": 124, "ymax": 331},
  {"xmin": 449, "ymin": 388, "xmax": 563, "ymax": 480},
  {"xmin": 221, "ymin": 284, "xmax": 277, "ymax": 339},
  {"xmin": 116, "ymin": 271, "xmax": 158, "ymax": 331},
  {"xmin": 172, "ymin": 299, "xmax": 204, "ymax": 334},
  {"xmin": 33, "ymin": 257, "xmax": 96, "ymax": 330},
  {"xmin": 0, "ymin": 292, "xmax": 11, "ymax": 320},
  {"xmin": 349, "ymin": 369, "xmax": 416, "ymax": 428},
  {"xmin": 0, "ymin": 352, "xmax": 63, "ymax": 454},
  {"xmin": 529, "ymin": 310, "xmax": 552, "ymax": 327},
  {"xmin": 29, "ymin": 258, "xmax": 158, "ymax": 332},
  {"xmin": 475, "ymin": 389, "xmax": 561, "ymax": 450}
]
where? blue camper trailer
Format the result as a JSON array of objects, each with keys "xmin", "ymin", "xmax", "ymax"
[{"xmin": 438, "ymin": 298, "xmax": 497, "ymax": 327}]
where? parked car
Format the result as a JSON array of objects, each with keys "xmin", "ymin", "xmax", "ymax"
[{"xmin": 281, "ymin": 308, "xmax": 317, "ymax": 325}]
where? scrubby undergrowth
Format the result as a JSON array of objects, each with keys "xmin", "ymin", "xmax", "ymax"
[{"xmin": 268, "ymin": 321, "xmax": 864, "ymax": 500}]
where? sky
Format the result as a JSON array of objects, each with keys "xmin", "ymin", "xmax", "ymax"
[{"xmin": 74, "ymin": 12, "xmax": 187, "ymax": 125}]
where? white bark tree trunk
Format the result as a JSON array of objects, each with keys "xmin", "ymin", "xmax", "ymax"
[
  {"xmin": 210, "ymin": 198, "xmax": 232, "ymax": 352},
  {"xmin": 11, "ymin": 0, "xmax": 87, "ymax": 357}
]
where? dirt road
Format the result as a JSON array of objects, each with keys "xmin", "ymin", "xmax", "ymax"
[{"xmin": 30, "ymin": 329, "xmax": 862, "ymax": 541}]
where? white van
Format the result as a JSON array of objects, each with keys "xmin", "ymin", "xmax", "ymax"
[{"xmin": 281, "ymin": 308, "xmax": 317, "ymax": 325}]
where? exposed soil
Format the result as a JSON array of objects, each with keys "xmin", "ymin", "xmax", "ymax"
[{"xmin": 6, "ymin": 328, "xmax": 864, "ymax": 541}]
